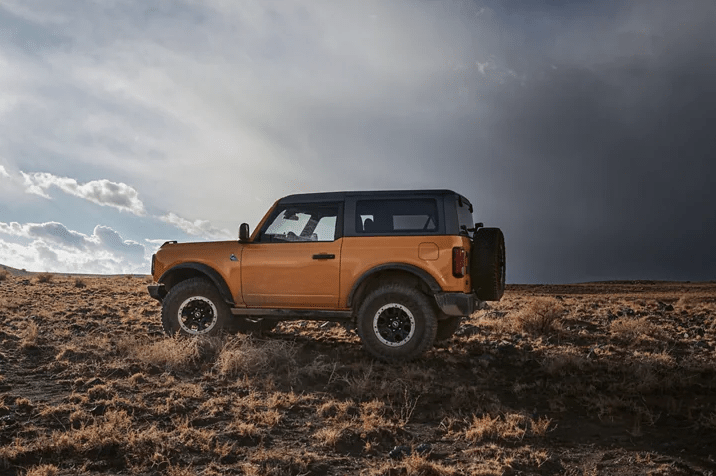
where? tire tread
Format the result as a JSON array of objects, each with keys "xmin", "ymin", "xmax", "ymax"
[{"xmin": 356, "ymin": 283, "xmax": 437, "ymax": 362}]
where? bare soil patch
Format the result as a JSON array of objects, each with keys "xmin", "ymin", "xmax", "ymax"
[{"xmin": 1, "ymin": 274, "xmax": 715, "ymax": 475}]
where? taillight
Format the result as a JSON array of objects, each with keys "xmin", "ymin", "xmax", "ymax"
[
  {"xmin": 452, "ymin": 247, "xmax": 467, "ymax": 277},
  {"xmin": 151, "ymin": 254, "xmax": 156, "ymax": 277}
]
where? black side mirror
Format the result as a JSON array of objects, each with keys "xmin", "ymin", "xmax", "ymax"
[{"xmin": 239, "ymin": 223, "xmax": 250, "ymax": 242}]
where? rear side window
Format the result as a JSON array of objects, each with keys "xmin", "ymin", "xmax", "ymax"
[
  {"xmin": 356, "ymin": 199, "xmax": 439, "ymax": 234},
  {"xmin": 457, "ymin": 198, "xmax": 474, "ymax": 231}
]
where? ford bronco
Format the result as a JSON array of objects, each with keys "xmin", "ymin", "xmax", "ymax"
[{"xmin": 148, "ymin": 190, "xmax": 505, "ymax": 361}]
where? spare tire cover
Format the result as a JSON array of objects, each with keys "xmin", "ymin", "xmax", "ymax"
[{"xmin": 471, "ymin": 228, "xmax": 506, "ymax": 301}]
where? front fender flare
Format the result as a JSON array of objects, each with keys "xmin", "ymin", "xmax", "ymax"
[{"xmin": 158, "ymin": 263, "xmax": 235, "ymax": 305}]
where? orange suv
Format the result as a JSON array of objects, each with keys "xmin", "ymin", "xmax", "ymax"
[{"xmin": 148, "ymin": 190, "xmax": 505, "ymax": 361}]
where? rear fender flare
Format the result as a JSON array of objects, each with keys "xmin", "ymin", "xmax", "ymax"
[
  {"xmin": 347, "ymin": 263, "xmax": 442, "ymax": 308},
  {"xmin": 158, "ymin": 263, "xmax": 234, "ymax": 305}
]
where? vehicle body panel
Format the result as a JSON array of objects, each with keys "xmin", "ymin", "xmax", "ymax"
[
  {"xmin": 152, "ymin": 241, "xmax": 244, "ymax": 304},
  {"xmin": 338, "ymin": 235, "xmax": 472, "ymax": 307},
  {"xmin": 241, "ymin": 239, "xmax": 343, "ymax": 308}
]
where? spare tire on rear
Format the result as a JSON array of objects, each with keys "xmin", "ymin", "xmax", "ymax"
[{"xmin": 471, "ymin": 228, "xmax": 506, "ymax": 301}]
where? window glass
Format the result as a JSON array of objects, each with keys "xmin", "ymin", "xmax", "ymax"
[
  {"xmin": 313, "ymin": 216, "xmax": 337, "ymax": 241},
  {"xmin": 262, "ymin": 205, "xmax": 339, "ymax": 242},
  {"xmin": 457, "ymin": 199, "xmax": 473, "ymax": 231},
  {"xmin": 356, "ymin": 199, "xmax": 438, "ymax": 234}
]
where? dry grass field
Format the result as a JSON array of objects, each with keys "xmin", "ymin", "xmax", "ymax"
[{"xmin": 1, "ymin": 267, "xmax": 715, "ymax": 475}]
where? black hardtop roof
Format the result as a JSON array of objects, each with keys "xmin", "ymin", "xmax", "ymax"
[{"xmin": 278, "ymin": 189, "xmax": 471, "ymax": 205}]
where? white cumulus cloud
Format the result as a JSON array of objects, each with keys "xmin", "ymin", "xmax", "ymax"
[
  {"xmin": 27, "ymin": 222, "xmax": 88, "ymax": 249},
  {"xmin": 92, "ymin": 225, "xmax": 145, "ymax": 258},
  {"xmin": 0, "ymin": 221, "xmax": 149, "ymax": 274},
  {"xmin": 20, "ymin": 172, "xmax": 146, "ymax": 216},
  {"xmin": 0, "ymin": 165, "xmax": 10, "ymax": 178},
  {"xmin": 159, "ymin": 213, "xmax": 232, "ymax": 240},
  {"xmin": 0, "ymin": 222, "xmax": 26, "ymax": 236}
]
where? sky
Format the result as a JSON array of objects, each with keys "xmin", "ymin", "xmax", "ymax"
[{"xmin": 0, "ymin": 0, "xmax": 714, "ymax": 283}]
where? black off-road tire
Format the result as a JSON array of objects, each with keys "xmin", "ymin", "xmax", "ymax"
[
  {"xmin": 162, "ymin": 278, "xmax": 231, "ymax": 336},
  {"xmin": 356, "ymin": 284, "xmax": 437, "ymax": 362},
  {"xmin": 435, "ymin": 315, "xmax": 462, "ymax": 342},
  {"xmin": 471, "ymin": 228, "xmax": 506, "ymax": 301}
]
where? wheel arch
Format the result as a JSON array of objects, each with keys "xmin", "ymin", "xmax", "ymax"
[
  {"xmin": 158, "ymin": 263, "xmax": 234, "ymax": 305},
  {"xmin": 347, "ymin": 263, "xmax": 442, "ymax": 309}
]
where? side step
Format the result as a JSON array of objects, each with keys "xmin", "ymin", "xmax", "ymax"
[{"xmin": 230, "ymin": 308, "xmax": 353, "ymax": 322}]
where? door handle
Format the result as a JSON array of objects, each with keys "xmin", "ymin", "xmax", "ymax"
[{"xmin": 312, "ymin": 253, "xmax": 335, "ymax": 260}]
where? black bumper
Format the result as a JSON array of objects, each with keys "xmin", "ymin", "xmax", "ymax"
[
  {"xmin": 147, "ymin": 284, "xmax": 167, "ymax": 302},
  {"xmin": 434, "ymin": 292, "xmax": 484, "ymax": 317}
]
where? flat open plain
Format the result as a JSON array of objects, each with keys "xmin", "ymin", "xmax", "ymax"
[{"xmin": 1, "ymin": 268, "xmax": 715, "ymax": 475}]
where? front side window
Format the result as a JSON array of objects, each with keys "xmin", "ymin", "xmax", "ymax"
[
  {"xmin": 261, "ymin": 204, "xmax": 340, "ymax": 242},
  {"xmin": 356, "ymin": 199, "xmax": 439, "ymax": 234}
]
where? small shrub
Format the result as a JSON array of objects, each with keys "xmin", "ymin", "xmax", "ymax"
[
  {"xmin": 124, "ymin": 336, "xmax": 222, "ymax": 372},
  {"xmin": 74, "ymin": 277, "xmax": 87, "ymax": 288},
  {"xmin": 21, "ymin": 321, "xmax": 40, "ymax": 349},
  {"xmin": 541, "ymin": 350, "xmax": 588, "ymax": 377},
  {"xmin": 0, "ymin": 270, "xmax": 8, "ymax": 281},
  {"xmin": 514, "ymin": 298, "xmax": 563, "ymax": 335},
  {"xmin": 610, "ymin": 317, "xmax": 660, "ymax": 341},
  {"xmin": 215, "ymin": 335, "xmax": 297, "ymax": 377},
  {"xmin": 476, "ymin": 309, "xmax": 515, "ymax": 333},
  {"xmin": 35, "ymin": 272, "xmax": 54, "ymax": 284}
]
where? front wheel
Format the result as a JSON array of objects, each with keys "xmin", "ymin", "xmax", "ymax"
[
  {"xmin": 161, "ymin": 278, "xmax": 231, "ymax": 336},
  {"xmin": 356, "ymin": 284, "xmax": 437, "ymax": 362}
]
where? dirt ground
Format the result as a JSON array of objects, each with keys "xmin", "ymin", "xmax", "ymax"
[{"xmin": 1, "ymin": 268, "xmax": 715, "ymax": 475}]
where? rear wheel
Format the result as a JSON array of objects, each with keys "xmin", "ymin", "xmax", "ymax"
[
  {"xmin": 356, "ymin": 284, "xmax": 437, "ymax": 362},
  {"xmin": 161, "ymin": 278, "xmax": 231, "ymax": 336},
  {"xmin": 471, "ymin": 228, "xmax": 506, "ymax": 301}
]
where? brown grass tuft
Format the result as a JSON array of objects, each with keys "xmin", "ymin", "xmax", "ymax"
[
  {"xmin": 514, "ymin": 298, "xmax": 563, "ymax": 335},
  {"xmin": 463, "ymin": 413, "xmax": 551, "ymax": 443},
  {"xmin": 541, "ymin": 348, "xmax": 589, "ymax": 377},
  {"xmin": 24, "ymin": 464, "xmax": 59, "ymax": 476},
  {"xmin": 0, "ymin": 269, "xmax": 8, "ymax": 281},
  {"xmin": 121, "ymin": 335, "xmax": 222, "ymax": 371},
  {"xmin": 314, "ymin": 421, "xmax": 352, "ymax": 447},
  {"xmin": 215, "ymin": 335, "xmax": 297, "ymax": 377},
  {"xmin": 21, "ymin": 321, "xmax": 40, "ymax": 349},
  {"xmin": 610, "ymin": 317, "xmax": 661, "ymax": 341},
  {"xmin": 366, "ymin": 452, "xmax": 459, "ymax": 476},
  {"xmin": 73, "ymin": 277, "xmax": 87, "ymax": 288},
  {"xmin": 34, "ymin": 272, "xmax": 54, "ymax": 284}
]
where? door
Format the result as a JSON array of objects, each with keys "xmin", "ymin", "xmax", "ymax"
[{"xmin": 241, "ymin": 202, "xmax": 342, "ymax": 308}]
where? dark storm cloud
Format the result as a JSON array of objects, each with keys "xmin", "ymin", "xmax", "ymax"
[
  {"xmin": 285, "ymin": 0, "xmax": 716, "ymax": 283},
  {"xmin": 470, "ymin": 0, "xmax": 716, "ymax": 282}
]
